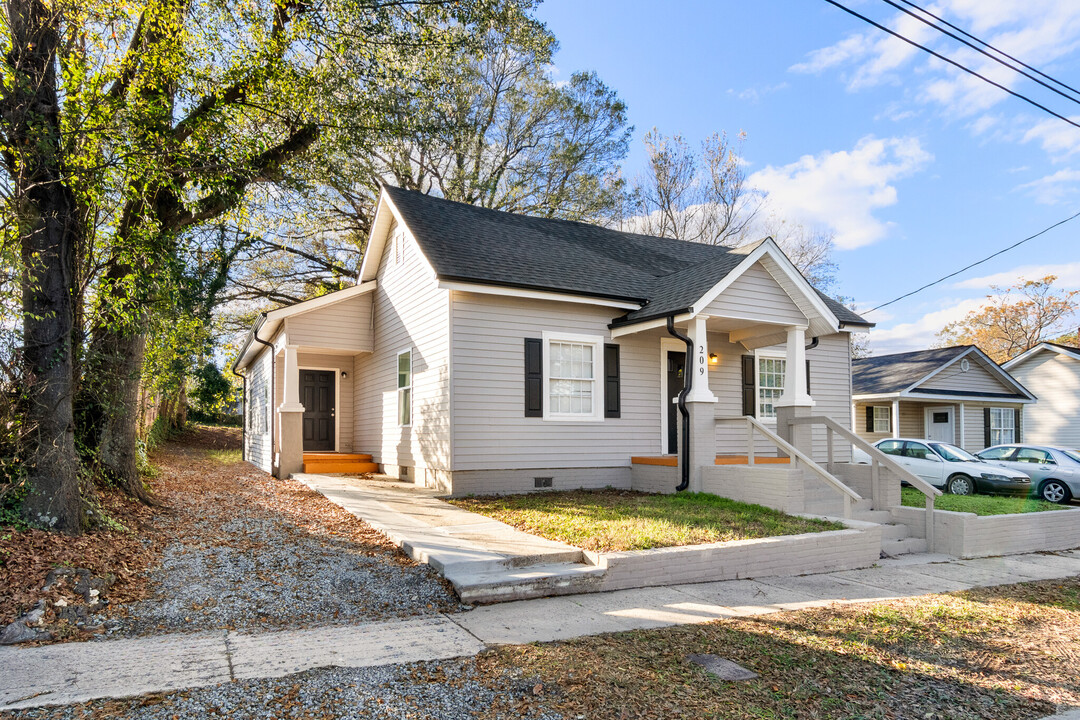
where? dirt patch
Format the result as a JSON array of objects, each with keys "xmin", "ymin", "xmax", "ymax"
[{"xmin": 2, "ymin": 425, "xmax": 459, "ymax": 643}]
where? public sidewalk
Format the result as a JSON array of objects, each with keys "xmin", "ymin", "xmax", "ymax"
[{"xmin": 2, "ymin": 549, "xmax": 1079, "ymax": 712}]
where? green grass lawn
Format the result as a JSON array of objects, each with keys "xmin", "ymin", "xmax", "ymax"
[
  {"xmin": 448, "ymin": 489, "xmax": 843, "ymax": 552},
  {"xmin": 901, "ymin": 487, "xmax": 1069, "ymax": 515}
]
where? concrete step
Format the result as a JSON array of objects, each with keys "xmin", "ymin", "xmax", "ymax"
[
  {"xmin": 852, "ymin": 510, "xmax": 894, "ymax": 524},
  {"xmin": 852, "ymin": 499, "xmax": 873, "ymax": 513},
  {"xmin": 879, "ymin": 523, "xmax": 910, "ymax": 541},
  {"xmin": 431, "ymin": 547, "xmax": 586, "ymax": 575},
  {"xmin": 451, "ymin": 562, "xmax": 606, "ymax": 604},
  {"xmin": 880, "ymin": 537, "xmax": 928, "ymax": 557}
]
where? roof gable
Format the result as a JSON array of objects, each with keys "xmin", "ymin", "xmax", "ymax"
[
  {"xmin": 368, "ymin": 185, "xmax": 870, "ymax": 328},
  {"xmin": 1003, "ymin": 341, "xmax": 1080, "ymax": 370},
  {"xmin": 853, "ymin": 345, "xmax": 1034, "ymax": 400}
]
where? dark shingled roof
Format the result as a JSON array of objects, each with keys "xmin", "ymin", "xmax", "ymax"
[
  {"xmin": 383, "ymin": 186, "xmax": 870, "ymax": 327},
  {"xmin": 852, "ymin": 346, "xmax": 972, "ymax": 395}
]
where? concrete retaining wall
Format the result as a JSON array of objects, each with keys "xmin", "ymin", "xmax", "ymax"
[
  {"xmin": 890, "ymin": 505, "xmax": 1080, "ymax": 558},
  {"xmin": 583, "ymin": 519, "xmax": 882, "ymax": 592},
  {"xmin": 699, "ymin": 465, "xmax": 806, "ymax": 514}
]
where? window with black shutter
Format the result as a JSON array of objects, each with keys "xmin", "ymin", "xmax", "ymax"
[
  {"xmin": 604, "ymin": 344, "xmax": 620, "ymax": 418},
  {"xmin": 524, "ymin": 338, "xmax": 542, "ymax": 417}
]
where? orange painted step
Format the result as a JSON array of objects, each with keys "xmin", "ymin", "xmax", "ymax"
[
  {"xmin": 302, "ymin": 460, "xmax": 379, "ymax": 474},
  {"xmin": 302, "ymin": 452, "xmax": 373, "ymax": 462}
]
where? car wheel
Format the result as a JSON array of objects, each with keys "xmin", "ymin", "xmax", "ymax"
[
  {"xmin": 1038, "ymin": 479, "xmax": 1073, "ymax": 504},
  {"xmin": 947, "ymin": 474, "xmax": 974, "ymax": 495}
]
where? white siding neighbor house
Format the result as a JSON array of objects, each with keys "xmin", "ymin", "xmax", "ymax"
[
  {"xmin": 852, "ymin": 346, "xmax": 1036, "ymax": 452},
  {"xmin": 232, "ymin": 185, "xmax": 875, "ymax": 499},
  {"xmin": 1004, "ymin": 342, "xmax": 1080, "ymax": 448}
]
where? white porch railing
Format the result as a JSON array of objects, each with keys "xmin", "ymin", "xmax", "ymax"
[
  {"xmin": 787, "ymin": 415, "xmax": 941, "ymax": 551},
  {"xmin": 716, "ymin": 415, "xmax": 862, "ymax": 519}
]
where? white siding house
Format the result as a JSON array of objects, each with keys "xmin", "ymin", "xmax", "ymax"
[
  {"xmin": 234, "ymin": 185, "xmax": 873, "ymax": 497},
  {"xmin": 1004, "ymin": 343, "xmax": 1080, "ymax": 448}
]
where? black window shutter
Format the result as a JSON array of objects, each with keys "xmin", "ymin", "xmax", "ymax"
[
  {"xmin": 741, "ymin": 355, "xmax": 756, "ymax": 417},
  {"xmin": 524, "ymin": 338, "xmax": 543, "ymax": 417},
  {"xmin": 604, "ymin": 344, "xmax": 620, "ymax": 418},
  {"xmin": 865, "ymin": 406, "xmax": 874, "ymax": 433},
  {"xmin": 1014, "ymin": 408, "xmax": 1022, "ymax": 442},
  {"xmin": 805, "ymin": 359, "xmax": 811, "ymax": 396},
  {"xmin": 983, "ymin": 407, "xmax": 992, "ymax": 447}
]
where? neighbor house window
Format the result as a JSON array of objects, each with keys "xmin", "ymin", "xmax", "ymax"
[
  {"xmin": 757, "ymin": 356, "xmax": 786, "ymax": 420},
  {"xmin": 397, "ymin": 349, "xmax": 412, "ymax": 426},
  {"xmin": 873, "ymin": 406, "xmax": 891, "ymax": 433},
  {"xmin": 989, "ymin": 407, "xmax": 1015, "ymax": 446},
  {"xmin": 543, "ymin": 332, "xmax": 604, "ymax": 420}
]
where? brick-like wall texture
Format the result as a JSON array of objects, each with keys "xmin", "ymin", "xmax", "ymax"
[
  {"xmin": 699, "ymin": 465, "xmax": 806, "ymax": 514},
  {"xmin": 630, "ymin": 464, "xmax": 679, "ymax": 495},
  {"xmin": 890, "ymin": 506, "xmax": 1080, "ymax": 557},
  {"xmin": 583, "ymin": 521, "xmax": 882, "ymax": 592}
]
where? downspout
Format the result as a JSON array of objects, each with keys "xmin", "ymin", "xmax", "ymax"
[
  {"xmin": 805, "ymin": 336, "xmax": 819, "ymax": 351},
  {"xmin": 666, "ymin": 316, "xmax": 694, "ymax": 492},
  {"xmin": 252, "ymin": 314, "xmax": 276, "ymax": 472},
  {"xmin": 231, "ymin": 364, "xmax": 246, "ymax": 462}
]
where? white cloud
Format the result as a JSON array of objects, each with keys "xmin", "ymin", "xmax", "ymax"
[
  {"xmin": 955, "ymin": 261, "xmax": 1080, "ymax": 289},
  {"xmin": 747, "ymin": 136, "xmax": 932, "ymax": 250},
  {"xmin": 728, "ymin": 82, "xmax": 789, "ymax": 103},
  {"xmin": 1015, "ymin": 168, "xmax": 1080, "ymax": 203},
  {"xmin": 795, "ymin": 1, "xmax": 1080, "ymax": 161},
  {"xmin": 866, "ymin": 297, "xmax": 987, "ymax": 354},
  {"xmin": 1023, "ymin": 117, "xmax": 1080, "ymax": 160}
]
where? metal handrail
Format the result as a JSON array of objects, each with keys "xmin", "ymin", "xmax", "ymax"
[{"xmin": 717, "ymin": 415, "xmax": 861, "ymax": 518}]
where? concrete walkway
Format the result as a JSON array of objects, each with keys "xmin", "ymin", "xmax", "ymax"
[{"xmin": 2, "ymin": 549, "xmax": 1079, "ymax": 712}]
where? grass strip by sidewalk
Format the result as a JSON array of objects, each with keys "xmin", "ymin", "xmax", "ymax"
[
  {"xmin": 456, "ymin": 577, "xmax": 1080, "ymax": 720},
  {"xmin": 901, "ymin": 487, "xmax": 1068, "ymax": 515},
  {"xmin": 449, "ymin": 489, "xmax": 843, "ymax": 552}
]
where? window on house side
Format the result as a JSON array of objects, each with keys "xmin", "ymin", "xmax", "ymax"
[
  {"xmin": 989, "ymin": 407, "xmax": 1015, "ymax": 446},
  {"xmin": 397, "ymin": 350, "xmax": 412, "ymax": 426},
  {"xmin": 758, "ymin": 357, "xmax": 786, "ymax": 420},
  {"xmin": 542, "ymin": 333, "xmax": 604, "ymax": 420},
  {"xmin": 873, "ymin": 406, "xmax": 891, "ymax": 433}
]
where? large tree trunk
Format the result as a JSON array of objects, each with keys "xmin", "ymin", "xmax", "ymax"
[{"xmin": 3, "ymin": 0, "xmax": 83, "ymax": 532}]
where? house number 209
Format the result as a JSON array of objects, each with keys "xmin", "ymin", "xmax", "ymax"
[{"xmin": 698, "ymin": 345, "xmax": 706, "ymax": 375}]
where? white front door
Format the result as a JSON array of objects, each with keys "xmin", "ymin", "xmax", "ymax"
[{"xmin": 924, "ymin": 406, "xmax": 955, "ymax": 443}]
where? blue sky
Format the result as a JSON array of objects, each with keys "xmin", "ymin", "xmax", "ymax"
[{"xmin": 535, "ymin": 0, "xmax": 1080, "ymax": 354}]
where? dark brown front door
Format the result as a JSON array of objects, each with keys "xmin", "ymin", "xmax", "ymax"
[
  {"xmin": 666, "ymin": 351, "xmax": 685, "ymax": 455},
  {"xmin": 301, "ymin": 370, "xmax": 335, "ymax": 451}
]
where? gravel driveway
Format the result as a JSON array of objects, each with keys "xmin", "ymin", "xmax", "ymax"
[
  {"xmin": 100, "ymin": 427, "xmax": 459, "ymax": 637},
  {"xmin": 2, "ymin": 659, "xmax": 564, "ymax": 720}
]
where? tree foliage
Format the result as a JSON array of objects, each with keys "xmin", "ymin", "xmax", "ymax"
[{"xmin": 936, "ymin": 276, "xmax": 1079, "ymax": 363}]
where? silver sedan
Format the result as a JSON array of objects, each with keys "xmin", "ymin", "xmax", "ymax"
[{"xmin": 976, "ymin": 444, "xmax": 1080, "ymax": 504}]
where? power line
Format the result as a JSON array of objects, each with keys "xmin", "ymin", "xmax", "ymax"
[
  {"xmin": 896, "ymin": 0, "xmax": 1080, "ymax": 101},
  {"xmin": 882, "ymin": 0, "xmax": 1080, "ymax": 108},
  {"xmin": 867, "ymin": 210, "xmax": 1080, "ymax": 313},
  {"xmin": 822, "ymin": 0, "xmax": 1080, "ymax": 131}
]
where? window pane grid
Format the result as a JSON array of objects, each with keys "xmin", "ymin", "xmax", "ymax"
[
  {"xmin": 989, "ymin": 407, "xmax": 1015, "ymax": 446},
  {"xmin": 397, "ymin": 350, "xmax": 412, "ymax": 426},
  {"xmin": 758, "ymin": 357, "xmax": 786, "ymax": 419},
  {"xmin": 873, "ymin": 406, "xmax": 891, "ymax": 433},
  {"xmin": 548, "ymin": 341, "xmax": 595, "ymax": 416}
]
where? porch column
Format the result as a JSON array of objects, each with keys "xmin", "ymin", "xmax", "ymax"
[
  {"xmin": 687, "ymin": 316, "xmax": 718, "ymax": 492},
  {"xmin": 891, "ymin": 399, "xmax": 900, "ymax": 439},
  {"xmin": 958, "ymin": 403, "xmax": 966, "ymax": 449},
  {"xmin": 277, "ymin": 346, "xmax": 305, "ymax": 479},
  {"xmin": 776, "ymin": 326, "xmax": 815, "ymax": 456}
]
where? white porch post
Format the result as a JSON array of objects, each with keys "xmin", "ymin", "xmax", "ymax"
[
  {"xmin": 891, "ymin": 399, "xmax": 900, "ymax": 439},
  {"xmin": 684, "ymin": 315, "xmax": 717, "ymax": 492},
  {"xmin": 277, "ymin": 345, "xmax": 305, "ymax": 479},
  {"xmin": 776, "ymin": 326, "xmax": 815, "ymax": 455},
  {"xmin": 958, "ymin": 403, "xmax": 966, "ymax": 449}
]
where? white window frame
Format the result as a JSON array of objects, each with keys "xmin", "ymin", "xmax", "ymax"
[
  {"xmin": 989, "ymin": 407, "xmax": 1016, "ymax": 446},
  {"xmin": 754, "ymin": 349, "xmax": 786, "ymax": 423},
  {"xmin": 396, "ymin": 348, "xmax": 412, "ymax": 427},
  {"xmin": 542, "ymin": 331, "xmax": 605, "ymax": 422},
  {"xmin": 873, "ymin": 405, "xmax": 891, "ymax": 433}
]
